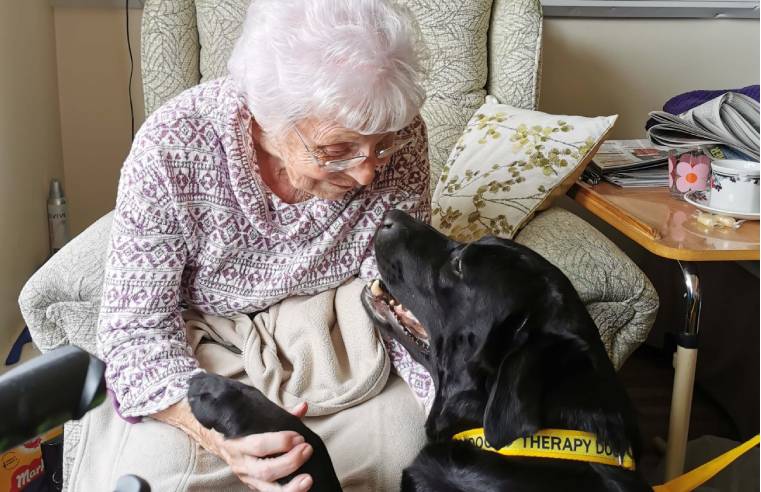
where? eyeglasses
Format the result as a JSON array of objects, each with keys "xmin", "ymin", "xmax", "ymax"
[{"xmin": 293, "ymin": 126, "xmax": 414, "ymax": 173}]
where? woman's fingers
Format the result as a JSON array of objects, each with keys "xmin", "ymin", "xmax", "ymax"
[
  {"xmin": 283, "ymin": 474, "xmax": 313, "ymax": 492},
  {"xmin": 289, "ymin": 401, "xmax": 308, "ymax": 418},
  {"xmin": 217, "ymin": 429, "xmax": 313, "ymax": 490},
  {"xmin": 245, "ymin": 442, "xmax": 313, "ymax": 482},
  {"xmin": 231, "ymin": 431, "xmax": 305, "ymax": 457},
  {"xmin": 244, "ymin": 473, "xmax": 313, "ymax": 492}
]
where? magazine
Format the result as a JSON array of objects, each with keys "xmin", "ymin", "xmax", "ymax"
[
  {"xmin": 602, "ymin": 168, "xmax": 669, "ymax": 188},
  {"xmin": 586, "ymin": 143, "xmax": 749, "ymax": 189},
  {"xmin": 647, "ymin": 92, "xmax": 760, "ymax": 161},
  {"xmin": 588, "ymin": 139, "xmax": 672, "ymax": 174},
  {"xmin": 583, "ymin": 139, "xmax": 689, "ymax": 187}
]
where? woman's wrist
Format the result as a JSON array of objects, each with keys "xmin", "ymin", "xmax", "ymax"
[{"xmin": 151, "ymin": 399, "xmax": 220, "ymax": 455}]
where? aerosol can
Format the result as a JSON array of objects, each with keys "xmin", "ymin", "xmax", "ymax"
[{"xmin": 47, "ymin": 179, "xmax": 70, "ymax": 254}]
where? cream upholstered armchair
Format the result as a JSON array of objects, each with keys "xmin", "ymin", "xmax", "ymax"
[{"xmin": 19, "ymin": 0, "xmax": 658, "ymax": 486}]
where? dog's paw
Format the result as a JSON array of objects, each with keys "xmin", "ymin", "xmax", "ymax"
[
  {"xmin": 188, "ymin": 372, "xmax": 299, "ymax": 439},
  {"xmin": 187, "ymin": 372, "xmax": 247, "ymax": 437}
]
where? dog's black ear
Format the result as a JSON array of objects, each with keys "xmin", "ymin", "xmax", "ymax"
[
  {"xmin": 468, "ymin": 312, "xmax": 528, "ymax": 376},
  {"xmin": 483, "ymin": 341, "xmax": 544, "ymax": 449}
]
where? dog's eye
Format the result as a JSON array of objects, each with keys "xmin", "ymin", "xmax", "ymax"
[{"xmin": 451, "ymin": 254, "xmax": 464, "ymax": 277}]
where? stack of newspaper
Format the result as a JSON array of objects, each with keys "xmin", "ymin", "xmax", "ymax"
[
  {"xmin": 647, "ymin": 92, "xmax": 759, "ymax": 161},
  {"xmin": 583, "ymin": 139, "xmax": 682, "ymax": 187}
]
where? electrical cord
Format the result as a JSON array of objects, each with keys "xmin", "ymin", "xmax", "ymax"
[{"xmin": 126, "ymin": 0, "xmax": 135, "ymax": 142}]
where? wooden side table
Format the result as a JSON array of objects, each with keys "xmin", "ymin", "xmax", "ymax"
[{"xmin": 568, "ymin": 181, "xmax": 760, "ymax": 480}]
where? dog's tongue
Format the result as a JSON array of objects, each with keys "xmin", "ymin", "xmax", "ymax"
[
  {"xmin": 393, "ymin": 303, "xmax": 419, "ymax": 323},
  {"xmin": 392, "ymin": 304, "xmax": 428, "ymax": 340},
  {"xmin": 370, "ymin": 280, "xmax": 429, "ymax": 341}
]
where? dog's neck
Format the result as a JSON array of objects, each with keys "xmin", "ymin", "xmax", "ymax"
[
  {"xmin": 424, "ymin": 378, "xmax": 485, "ymax": 441},
  {"xmin": 423, "ymin": 303, "xmax": 640, "ymax": 460}
]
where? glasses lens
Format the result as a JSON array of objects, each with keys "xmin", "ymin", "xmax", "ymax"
[
  {"xmin": 322, "ymin": 156, "xmax": 367, "ymax": 173},
  {"xmin": 376, "ymin": 137, "xmax": 412, "ymax": 160},
  {"xmin": 321, "ymin": 137, "xmax": 414, "ymax": 173}
]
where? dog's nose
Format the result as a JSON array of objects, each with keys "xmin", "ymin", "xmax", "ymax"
[{"xmin": 381, "ymin": 209, "xmax": 408, "ymax": 231}]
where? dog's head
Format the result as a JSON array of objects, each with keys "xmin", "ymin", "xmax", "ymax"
[{"xmin": 363, "ymin": 210, "xmax": 639, "ymax": 458}]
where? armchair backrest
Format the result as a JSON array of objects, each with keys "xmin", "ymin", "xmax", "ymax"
[{"xmin": 141, "ymin": 0, "xmax": 542, "ymax": 183}]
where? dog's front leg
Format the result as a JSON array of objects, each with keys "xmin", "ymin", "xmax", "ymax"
[{"xmin": 188, "ymin": 372, "xmax": 342, "ymax": 491}]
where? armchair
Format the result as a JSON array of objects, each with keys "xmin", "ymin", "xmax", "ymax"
[{"xmin": 19, "ymin": 0, "xmax": 658, "ymax": 487}]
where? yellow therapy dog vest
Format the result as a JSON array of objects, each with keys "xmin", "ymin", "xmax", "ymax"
[
  {"xmin": 452, "ymin": 428, "xmax": 759, "ymax": 491},
  {"xmin": 452, "ymin": 428, "xmax": 635, "ymax": 470}
]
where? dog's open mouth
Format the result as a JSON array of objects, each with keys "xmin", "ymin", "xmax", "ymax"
[{"xmin": 365, "ymin": 279, "xmax": 430, "ymax": 350}]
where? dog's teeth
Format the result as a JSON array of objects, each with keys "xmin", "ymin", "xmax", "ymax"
[
  {"xmin": 370, "ymin": 279, "xmax": 383, "ymax": 297},
  {"xmin": 389, "ymin": 299, "xmax": 396, "ymax": 306}
]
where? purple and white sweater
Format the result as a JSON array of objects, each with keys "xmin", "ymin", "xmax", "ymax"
[{"xmin": 97, "ymin": 77, "xmax": 434, "ymax": 418}]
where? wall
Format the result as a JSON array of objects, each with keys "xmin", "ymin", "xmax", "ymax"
[
  {"xmin": 539, "ymin": 18, "xmax": 759, "ymax": 435},
  {"xmin": 540, "ymin": 18, "xmax": 760, "ymax": 137},
  {"xmin": 540, "ymin": 17, "xmax": 759, "ymax": 271},
  {"xmin": 0, "ymin": 0, "xmax": 64, "ymax": 351},
  {"xmin": 54, "ymin": 7, "xmax": 144, "ymax": 236},
  {"xmin": 50, "ymin": 10, "xmax": 759, "ymax": 235}
]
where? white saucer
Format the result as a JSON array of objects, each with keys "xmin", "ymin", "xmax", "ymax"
[{"xmin": 684, "ymin": 190, "xmax": 760, "ymax": 221}]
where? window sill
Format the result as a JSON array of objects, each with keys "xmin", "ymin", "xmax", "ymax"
[
  {"xmin": 50, "ymin": 0, "xmax": 758, "ymax": 18},
  {"xmin": 541, "ymin": 0, "xmax": 759, "ymax": 18}
]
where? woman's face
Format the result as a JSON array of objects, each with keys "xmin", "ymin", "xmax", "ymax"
[{"xmin": 275, "ymin": 119, "xmax": 396, "ymax": 201}]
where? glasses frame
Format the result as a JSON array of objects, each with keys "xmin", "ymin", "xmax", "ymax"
[{"xmin": 293, "ymin": 126, "xmax": 414, "ymax": 173}]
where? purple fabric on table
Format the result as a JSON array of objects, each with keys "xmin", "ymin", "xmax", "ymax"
[{"xmin": 645, "ymin": 85, "xmax": 760, "ymax": 130}]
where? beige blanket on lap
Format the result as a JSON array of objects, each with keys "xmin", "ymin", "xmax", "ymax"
[
  {"xmin": 186, "ymin": 278, "xmax": 390, "ymax": 416},
  {"xmin": 67, "ymin": 278, "xmax": 425, "ymax": 491}
]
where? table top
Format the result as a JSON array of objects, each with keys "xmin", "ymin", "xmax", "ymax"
[{"xmin": 569, "ymin": 182, "xmax": 760, "ymax": 261}]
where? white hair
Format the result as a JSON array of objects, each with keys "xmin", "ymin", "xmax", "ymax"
[{"xmin": 228, "ymin": 0, "xmax": 427, "ymax": 136}]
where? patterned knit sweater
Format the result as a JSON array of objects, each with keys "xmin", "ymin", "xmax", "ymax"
[{"xmin": 97, "ymin": 77, "xmax": 433, "ymax": 418}]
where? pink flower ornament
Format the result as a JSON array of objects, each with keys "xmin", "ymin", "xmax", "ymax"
[{"xmin": 675, "ymin": 156, "xmax": 710, "ymax": 192}]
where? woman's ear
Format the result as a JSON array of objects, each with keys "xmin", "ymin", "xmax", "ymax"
[{"xmin": 483, "ymin": 343, "xmax": 544, "ymax": 449}]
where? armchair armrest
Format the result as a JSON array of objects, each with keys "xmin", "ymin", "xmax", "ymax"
[
  {"xmin": 18, "ymin": 212, "xmax": 114, "ymax": 355},
  {"xmin": 515, "ymin": 207, "xmax": 659, "ymax": 369}
]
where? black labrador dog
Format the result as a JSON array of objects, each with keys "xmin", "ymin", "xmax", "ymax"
[{"xmin": 189, "ymin": 210, "xmax": 651, "ymax": 491}]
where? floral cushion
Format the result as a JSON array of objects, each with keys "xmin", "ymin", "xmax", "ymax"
[{"xmin": 432, "ymin": 97, "xmax": 616, "ymax": 241}]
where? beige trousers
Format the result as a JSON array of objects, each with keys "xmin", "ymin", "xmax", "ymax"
[{"xmin": 67, "ymin": 375, "xmax": 426, "ymax": 491}]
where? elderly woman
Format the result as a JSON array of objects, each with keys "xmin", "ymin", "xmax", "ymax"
[{"xmin": 96, "ymin": 0, "xmax": 431, "ymax": 490}]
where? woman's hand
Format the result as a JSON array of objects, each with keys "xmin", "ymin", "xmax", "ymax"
[
  {"xmin": 153, "ymin": 400, "xmax": 314, "ymax": 491},
  {"xmin": 203, "ymin": 402, "xmax": 314, "ymax": 491}
]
